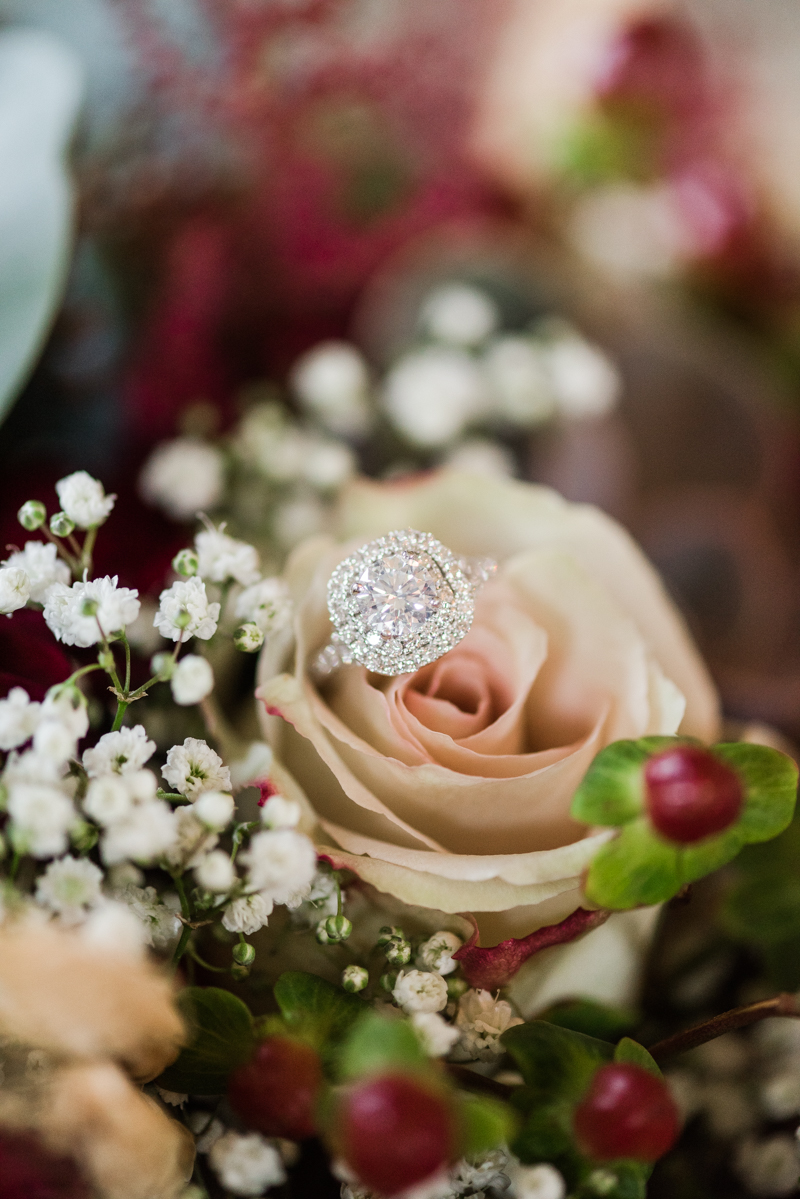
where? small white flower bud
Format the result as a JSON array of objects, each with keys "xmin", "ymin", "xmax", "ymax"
[
  {"xmin": 260, "ymin": 794, "xmax": 301, "ymax": 829},
  {"xmin": 173, "ymin": 548, "xmax": 199, "ymax": 577},
  {"xmin": 416, "ymin": 931, "xmax": 463, "ymax": 976},
  {"xmin": 385, "ymin": 938, "xmax": 411, "ymax": 966},
  {"xmin": 171, "ymin": 654, "xmax": 214, "ymax": 705},
  {"xmin": 233, "ymin": 941, "xmax": 256, "ymax": 966},
  {"xmin": 392, "ymin": 969, "xmax": 448, "ymax": 1014},
  {"xmin": 150, "ymin": 651, "xmax": 174, "ymax": 680},
  {"xmin": 56, "ymin": 471, "xmax": 116, "ymax": 529},
  {"xmin": 49, "ymin": 511, "xmax": 75, "ymax": 537},
  {"xmin": 411, "ymin": 1011, "xmax": 460, "ymax": 1057},
  {"xmin": 17, "ymin": 500, "xmax": 46, "ymax": 531},
  {"xmin": 316, "ymin": 919, "xmax": 332, "ymax": 945},
  {"xmin": 376, "ymin": 925, "xmax": 403, "ymax": 947},
  {"xmin": 195, "ymin": 850, "xmax": 236, "ymax": 893},
  {"xmin": 324, "ymin": 914, "xmax": 352, "ymax": 943},
  {"xmin": 508, "ymin": 1162, "xmax": 567, "ymax": 1199},
  {"xmin": 233, "ymin": 622, "xmax": 264, "ymax": 653},
  {"xmin": 194, "ymin": 789, "xmax": 235, "ymax": 831},
  {"xmin": 0, "ymin": 567, "xmax": 30, "ymax": 614},
  {"xmin": 342, "ymin": 965, "xmax": 369, "ymax": 993},
  {"xmin": 421, "ymin": 283, "xmax": 499, "ymax": 346}
]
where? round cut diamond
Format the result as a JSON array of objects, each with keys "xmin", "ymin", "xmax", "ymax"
[{"xmin": 353, "ymin": 553, "xmax": 442, "ymax": 641}]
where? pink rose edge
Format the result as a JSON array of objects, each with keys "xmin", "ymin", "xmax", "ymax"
[{"xmin": 317, "ymin": 851, "xmax": 609, "ymax": 989}]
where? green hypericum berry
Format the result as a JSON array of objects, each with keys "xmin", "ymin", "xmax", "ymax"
[
  {"xmin": 172, "ymin": 548, "xmax": 199, "ymax": 577},
  {"xmin": 17, "ymin": 500, "xmax": 46, "ymax": 531},
  {"xmin": 342, "ymin": 965, "xmax": 369, "ymax": 993},
  {"xmin": 379, "ymin": 971, "xmax": 398, "ymax": 992},
  {"xmin": 233, "ymin": 941, "xmax": 256, "ymax": 966},
  {"xmin": 385, "ymin": 938, "xmax": 411, "ymax": 966},
  {"xmin": 324, "ymin": 914, "xmax": 353, "ymax": 943},
  {"xmin": 316, "ymin": 920, "xmax": 332, "ymax": 945},
  {"xmin": 50, "ymin": 511, "xmax": 75, "ymax": 537},
  {"xmin": 234, "ymin": 623, "xmax": 264, "ymax": 653},
  {"xmin": 376, "ymin": 925, "xmax": 403, "ymax": 947},
  {"xmin": 446, "ymin": 977, "xmax": 468, "ymax": 1000}
]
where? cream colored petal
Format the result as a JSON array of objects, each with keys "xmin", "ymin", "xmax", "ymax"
[
  {"xmin": 0, "ymin": 924, "xmax": 185, "ymax": 1082},
  {"xmin": 336, "ymin": 469, "xmax": 719, "ymax": 740}
]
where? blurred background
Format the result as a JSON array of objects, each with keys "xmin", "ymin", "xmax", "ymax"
[{"xmin": 5, "ymin": 0, "xmax": 800, "ymax": 736}]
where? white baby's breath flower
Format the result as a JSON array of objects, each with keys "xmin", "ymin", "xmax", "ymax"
[
  {"xmin": 162, "ymin": 737, "xmax": 231, "ymax": 799},
  {"xmin": 0, "ymin": 566, "xmax": 30, "ymax": 614},
  {"xmin": 452, "ymin": 989, "xmax": 524, "ymax": 1061},
  {"xmin": 195, "ymin": 524, "xmax": 260, "ymax": 586},
  {"xmin": 113, "ymin": 884, "xmax": 182, "ymax": 950},
  {"xmin": 735, "ymin": 1135, "xmax": 800, "ymax": 1198},
  {"xmin": 162, "ymin": 807, "xmax": 218, "ymax": 871},
  {"xmin": 444, "ymin": 437, "xmax": 515, "ymax": 478},
  {"xmin": 301, "ymin": 438, "xmax": 356, "ymax": 491},
  {"xmin": 7, "ymin": 781, "xmax": 76, "ymax": 858},
  {"xmin": 482, "ymin": 335, "xmax": 555, "ymax": 426},
  {"xmin": 32, "ymin": 719, "xmax": 75, "ymax": 764},
  {"xmin": 415, "ymin": 931, "xmax": 462, "ymax": 976},
  {"xmin": 234, "ymin": 578, "xmax": 292, "ymax": 637},
  {"xmin": 260, "ymin": 794, "xmax": 301, "ymax": 829},
  {"xmin": 273, "ymin": 493, "xmax": 326, "ymax": 549},
  {"xmin": 154, "ymin": 576, "xmax": 220, "ymax": 642},
  {"xmin": 241, "ymin": 829, "xmax": 317, "ymax": 905},
  {"xmin": 40, "ymin": 687, "xmax": 89, "ymax": 741},
  {"xmin": 506, "ymin": 1161, "xmax": 566, "ymax": 1199},
  {"xmin": 171, "ymin": 654, "xmax": 214, "ymax": 706},
  {"xmin": 44, "ymin": 576, "xmax": 140, "ymax": 647},
  {"xmin": 3, "ymin": 747, "xmax": 63, "ymax": 785},
  {"xmin": 392, "ymin": 969, "xmax": 448, "ymax": 1015},
  {"xmin": 100, "ymin": 800, "xmax": 178, "ymax": 866},
  {"xmin": 382, "ymin": 346, "xmax": 487, "ymax": 447},
  {"xmin": 0, "ymin": 687, "xmax": 40, "ymax": 750},
  {"xmin": 290, "ymin": 340, "xmax": 372, "ymax": 436},
  {"xmin": 421, "ymin": 283, "xmax": 499, "ymax": 347},
  {"xmin": 80, "ymin": 899, "xmax": 149, "ymax": 957},
  {"xmin": 194, "ymin": 789, "xmax": 235, "ymax": 831},
  {"xmin": 545, "ymin": 333, "xmax": 621, "ymax": 420},
  {"xmin": 35, "ymin": 854, "xmax": 102, "ymax": 922},
  {"xmin": 286, "ymin": 869, "xmax": 338, "ymax": 926},
  {"xmin": 195, "ymin": 850, "xmax": 236, "ymax": 894},
  {"xmin": 209, "ymin": 1131, "xmax": 286, "ymax": 1196},
  {"xmin": 229, "ymin": 742, "xmax": 273, "ymax": 789},
  {"xmin": 222, "ymin": 893, "xmax": 273, "ymax": 935},
  {"xmin": 83, "ymin": 725, "xmax": 156, "ymax": 777},
  {"xmin": 411, "ymin": 1011, "xmax": 460, "ymax": 1057},
  {"xmin": 55, "ymin": 471, "xmax": 116, "ymax": 528},
  {"xmin": 84, "ymin": 775, "xmax": 132, "ymax": 826},
  {"xmin": 2, "ymin": 541, "xmax": 69, "ymax": 603},
  {"xmin": 139, "ymin": 438, "xmax": 225, "ymax": 520}
]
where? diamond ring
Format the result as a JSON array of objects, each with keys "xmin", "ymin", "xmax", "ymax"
[{"xmin": 312, "ymin": 529, "xmax": 496, "ymax": 678}]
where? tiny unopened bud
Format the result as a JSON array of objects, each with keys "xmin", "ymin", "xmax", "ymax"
[
  {"xmin": 98, "ymin": 649, "xmax": 115, "ymax": 673},
  {"xmin": 234, "ymin": 622, "xmax": 264, "ymax": 653},
  {"xmin": 379, "ymin": 971, "xmax": 398, "ymax": 992},
  {"xmin": 376, "ymin": 925, "xmax": 403, "ymax": 948},
  {"xmin": 173, "ymin": 548, "xmax": 199, "ymax": 577},
  {"xmin": 446, "ymin": 977, "xmax": 468, "ymax": 1001},
  {"xmin": 316, "ymin": 920, "xmax": 332, "ymax": 945},
  {"xmin": 231, "ymin": 962, "xmax": 251, "ymax": 982},
  {"xmin": 324, "ymin": 914, "xmax": 353, "ymax": 943},
  {"xmin": 150, "ymin": 651, "xmax": 174, "ymax": 680},
  {"xmin": 385, "ymin": 938, "xmax": 411, "ymax": 966},
  {"xmin": 80, "ymin": 597, "xmax": 99, "ymax": 617},
  {"xmin": 342, "ymin": 965, "xmax": 369, "ymax": 993},
  {"xmin": 17, "ymin": 500, "xmax": 46, "ymax": 531},
  {"xmin": 49, "ymin": 511, "xmax": 75, "ymax": 537},
  {"xmin": 174, "ymin": 608, "xmax": 192, "ymax": 630},
  {"xmin": 191, "ymin": 888, "xmax": 216, "ymax": 911},
  {"xmin": 233, "ymin": 941, "xmax": 256, "ymax": 966},
  {"xmin": 70, "ymin": 820, "xmax": 99, "ymax": 852}
]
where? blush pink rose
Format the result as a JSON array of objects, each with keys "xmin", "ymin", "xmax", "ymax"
[{"xmin": 257, "ymin": 470, "xmax": 719, "ymax": 965}]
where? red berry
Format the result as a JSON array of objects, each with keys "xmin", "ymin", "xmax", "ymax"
[
  {"xmin": 336, "ymin": 1073, "xmax": 456, "ymax": 1196},
  {"xmin": 644, "ymin": 746, "xmax": 743, "ymax": 843},
  {"xmin": 228, "ymin": 1035, "xmax": 322, "ymax": 1140},
  {"xmin": 0, "ymin": 1130, "xmax": 89, "ymax": 1199},
  {"xmin": 573, "ymin": 1063, "xmax": 680, "ymax": 1162}
]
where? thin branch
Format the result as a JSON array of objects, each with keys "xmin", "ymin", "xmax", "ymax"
[
  {"xmin": 648, "ymin": 993, "xmax": 800, "ymax": 1062},
  {"xmin": 446, "ymin": 1063, "xmax": 514, "ymax": 1099}
]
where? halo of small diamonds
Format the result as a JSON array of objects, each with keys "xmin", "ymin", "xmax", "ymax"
[{"xmin": 325, "ymin": 529, "xmax": 478, "ymax": 676}]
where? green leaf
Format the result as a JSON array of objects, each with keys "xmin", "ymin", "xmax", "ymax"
[
  {"xmin": 570, "ymin": 740, "xmax": 651, "ymax": 827},
  {"xmin": 678, "ymin": 824, "xmax": 744, "ymax": 885},
  {"xmin": 273, "ymin": 971, "xmax": 365, "ymax": 1057},
  {"xmin": 539, "ymin": 999, "xmax": 637, "ymax": 1044},
  {"xmin": 584, "ymin": 819, "xmax": 681, "ymax": 909},
  {"xmin": 576, "ymin": 1161, "xmax": 650, "ymax": 1199},
  {"xmin": 458, "ymin": 1092, "xmax": 519, "ymax": 1158},
  {"xmin": 713, "ymin": 742, "xmax": 798, "ymax": 844},
  {"xmin": 721, "ymin": 872, "xmax": 800, "ymax": 946},
  {"xmin": 613, "ymin": 1037, "xmax": 662, "ymax": 1078},
  {"xmin": 155, "ymin": 987, "xmax": 254, "ymax": 1095},
  {"xmin": 512, "ymin": 1105, "xmax": 577, "ymax": 1170},
  {"xmin": 337, "ymin": 1011, "xmax": 428, "ymax": 1081},
  {"xmin": 501, "ymin": 1021, "xmax": 613, "ymax": 1107}
]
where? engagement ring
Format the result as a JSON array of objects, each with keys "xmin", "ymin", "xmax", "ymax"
[{"xmin": 313, "ymin": 528, "xmax": 496, "ymax": 678}]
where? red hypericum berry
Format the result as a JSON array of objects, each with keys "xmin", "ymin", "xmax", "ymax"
[
  {"xmin": 228, "ymin": 1035, "xmax": 323, "ymax": 1140},
  {"xmin": 644, "ymin": 745, "xmax": 743, "ymax": 844},
  {"xmin": 573, "ymin": 1062, "xmax": 680, "ymax": 1162},
  {"xmin": 0, "ymin": 1130, "xmax": 89, "ymax": 1199},
  {"xmin": 336, "ymin": 1073, "xmax": 456, "ymax": 1197}
]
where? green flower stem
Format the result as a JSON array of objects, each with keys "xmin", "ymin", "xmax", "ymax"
[
  {"xmin": 174, "ymin": 874, "xmax": 191, "ymax": 921},
  {"xmin": 120, "ymin": 630, "xmax": 131, "ymax": 692},
  {"xmin": 187, "ymin": 944, "xmax": 230, "ymax": 974},
  {"xmin": 81, "ymin": 526, "xmax": 98, "ymax": 577},
  {"xmin": 648, "ymin": 993, "xmax": 800, "ymax": 1062},
  {"xmin": 40, "ymin": 525, "xmax": 80, "ymax": 575},
  {"xmin": 172, "ymin": 924, "xmax": 192, "ymax": 969},
  {"xmin": 7, "ymin": 850, "xmax": 20, "ymax": 882},
  {"xmin": 110, "ymin": 701, "xmax": 129, "ymax": 733},
  {"xmin": 57, "ymin": 662, "xmax": 105, "ymax": 690},
  {"xmin": 157, "ymin": 790, "xmax": 191, "ymax": 804},
  {"xmin": 67, "ymin": 531, "xmax": 83, "ymax": 561}
]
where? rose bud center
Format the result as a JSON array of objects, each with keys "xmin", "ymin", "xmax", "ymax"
[
  {"xmin": 644, "ymin": 745, "xmax": 743, "ymax": 844},
  {"xmin": 227, "ymin": 1035, "xmax": 322, "ymax": 1140},
  {"xmin": 573, "ymin": 1062, "xmax": 681, "ymax": 1162},
  {"xmin": 336, "ymin": 1073, "xmax": 455, "ymax": 1196}
]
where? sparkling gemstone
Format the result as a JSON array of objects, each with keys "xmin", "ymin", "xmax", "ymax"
[{"xmin": 352, "ymin": 552, "xmax": 443, "ymax": 641}]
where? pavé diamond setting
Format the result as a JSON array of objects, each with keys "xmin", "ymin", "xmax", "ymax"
[{"xmin": 313, "ymin": 529, "xmax": 496, "ymax": 678}]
